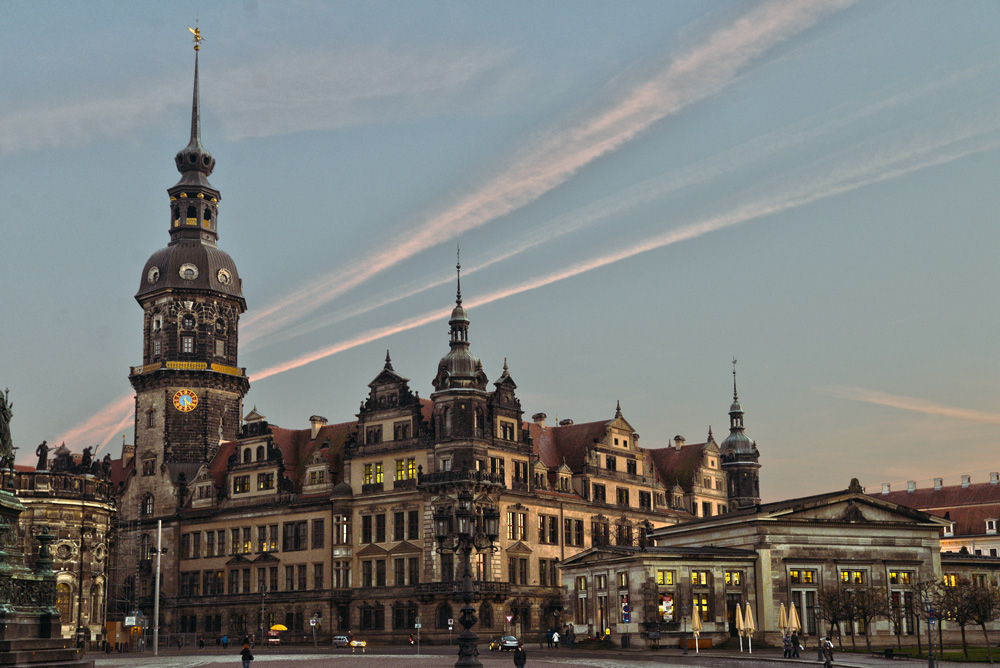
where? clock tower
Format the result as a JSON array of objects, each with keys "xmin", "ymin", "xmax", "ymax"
[{"xmin": 129, "ymin": 39, "xmax": 249, "ymax": 471}]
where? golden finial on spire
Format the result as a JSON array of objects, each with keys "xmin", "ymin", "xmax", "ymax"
[{"xmin": 188, "ymin": 20, "xmax": 204, "ymax": 51}]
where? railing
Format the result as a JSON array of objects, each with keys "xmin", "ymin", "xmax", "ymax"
[
  {"xmin": 130, "ymin": 361, "xmax": 246, "ymax": 376},
  {"xmin": 393, "ymin": 478, "xmax": 417, "ymax": 491},
  {"xmin": 414, "ymin": 580, "xmax": 511, "ymax": 601},
  {"xmin": 12, "ymin": 470, "xmax": 114, "ymax": 501},
  {"xmin": 361, "ymin": 482, "xmax": 384, "ymax": 495},
  {"xmin": 417, "ymin": 469, "xmax": 506, "ymax": 488}
]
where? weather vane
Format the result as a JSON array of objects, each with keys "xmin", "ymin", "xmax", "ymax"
[{"xmin": 188, "ymin": 19, "xmax": 204, "ymax": 51}]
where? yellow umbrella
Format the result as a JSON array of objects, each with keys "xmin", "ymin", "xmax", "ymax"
[
  {"xmin": 779, "ymin": 602, "xmax": 789, "ymax": 636},
  {"xmin": 734, "ymin": 603, "xmax": 745, "ymax": 652},
  {"xmin": 691, "ymin": 600, "xmax": 702, "ymax": 654},
  {"xmin": 270, "ymin": 624, "xmax": 288, "ymax": 631},
  {"xmin": 789, "ymin": 602, "xmax": 802, "ymax": 635},
  {"xmin": 744, "ymin": 603, "xmax": 755, "ymax": 654}
]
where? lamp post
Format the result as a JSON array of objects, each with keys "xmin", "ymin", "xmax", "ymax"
[
  {"xmin": 425, "ymin": 471, "xmax": 502, "ymax": 668},
  {"xmin": 259, "ymin": 585, "xmax": 267, "ymax": 647},
  {"xmin": 923, "ymin": 600, "xmax": 935, "ymax": 668},
  {"xmin": 76, "ymin": 477, "xmax": 89, "ymax": 650},
  {"xmin": 151, "ymin": 520, "xmax": 168, "ymax": 656}
]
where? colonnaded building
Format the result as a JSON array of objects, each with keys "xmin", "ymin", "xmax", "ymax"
[{"xmin": 105, "ymin": 44, "xmax": 764, "ymax": 645}]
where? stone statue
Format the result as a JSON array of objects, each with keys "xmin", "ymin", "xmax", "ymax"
[
  {"xmin": 35, "ymin": 440, "xmax": 50, "ymax": 470},
  {"xmin": 79, "ymin": 446, "xmax": 93, "ymax": 474},
  {"xmin": 101, "ymin": 453, "xmax": 112, "ymax": 479},
  {"xmin": 0, "ymin": 388, "xmax": 13, "ymax": 470}
]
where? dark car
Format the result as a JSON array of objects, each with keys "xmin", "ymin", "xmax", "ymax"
[{"xmin": 489, "ymin": 636, "xmax": 519, "ymax": 651}]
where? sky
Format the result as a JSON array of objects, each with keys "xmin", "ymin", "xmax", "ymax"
[{"xmin": 2, "ymin": 1, "xmax": 999, "ymax": 502}]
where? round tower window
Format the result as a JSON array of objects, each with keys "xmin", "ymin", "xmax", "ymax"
[
  {"xmin": 147, "ymin": 267, "xmax": 160, "ymax": 284},
  {"xmin": 179, "ymin": 263, "xmax": 198, "ymax": 280},
  {"xmin": 181, "ymin": 314, "xmax": 196, "ymax": 330}
]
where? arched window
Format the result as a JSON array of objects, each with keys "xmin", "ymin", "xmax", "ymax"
[
  {"xmin": 57, "ymin": 583, "xmax": 72, "ymax": 621},
  {"xmin": 186, "ymin": 205, "xmax": 197, "ymax": 223},
  {"xmin": 140, "ymin": 533, "xmax": 152, "ymax": 561},
  {"xmin": 479, "ymin": 601, "xmax": 494, "ymax": 629},
  {"xmin": 437, "ymin": 603, "xmax": 453, "ymax": 629},
  {"xmin": 172, "ymin": 205, "xmax": 180, "ymax": 224},
  {"xmin": 256, "ymin": 446, "xmax": 265, "ymax": 461},
  {"xmin": 243, "ymin": 448, "xmax": 252, "ymax": 464},
  {"xmin": 141, "ymin": 494, "xmax": 154, "ymax": 517}
]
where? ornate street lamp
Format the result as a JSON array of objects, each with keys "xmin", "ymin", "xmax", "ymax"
[{"xmin": 431, "ymin": 482, "xmax": 501, "ymax": 668}]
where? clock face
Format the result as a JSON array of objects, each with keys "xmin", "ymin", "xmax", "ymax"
[{"xmin": 173, "ymin": 389, "xmax": 199, "ymax": 412}]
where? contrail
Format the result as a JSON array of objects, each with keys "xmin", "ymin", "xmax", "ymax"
[
  {"xmin": 823, "ymin": 386, "xmax": 1000, "ymax": 425},
  {"xmin": 53, "ymin": 393, "xmax": 133, "ymax": 448},
  {"xmin": 241, "ymin": 0, "xmax": 855, "ymax": 343},
  {"xmin": 250, "ymin": 110, "xmax": 997, "ymax": 385}
]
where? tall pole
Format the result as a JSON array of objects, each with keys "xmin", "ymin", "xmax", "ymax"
[
  {"xmin": 456, "ymin": 540, "xmax": 480, "ymax": 668},
  {"xmin": 153, "ymin": 520, "xmax": 162, "ymax": 656}
]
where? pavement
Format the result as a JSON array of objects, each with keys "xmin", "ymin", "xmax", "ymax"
[{"xmin": 87, "ymin": 645, "xmax": 969, "ymax": 668}]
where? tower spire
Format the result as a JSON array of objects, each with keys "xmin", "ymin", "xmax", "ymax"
[
  {"xmin": 456, "ymin": 246, "xmax": 463, "ymax": 307},
  {"xmin": 174, "ymin": 24, "xmax": 215, "ymax": 184},
  {"xmin": 732, "ymin": 356, "xmax": 738, "ymax": 401}
]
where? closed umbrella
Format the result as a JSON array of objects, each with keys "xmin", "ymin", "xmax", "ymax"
[
  {"xmin": 779, "ymin": 602, "xmax": 789, "ymax": 637},
  {"xmin": 691, "ymin": 601, "xmax": 702, "ymax": 654},
  {"xmin": 789, "ymin": 602, "xmax": 802, "ymax": 635},
  {"xmin": 734, "ymin": 603, "xmax": 745, "ymax": 652},
  {"xmin": 744, "ymin": 603, "xmax": 755, "ymax": 654}
]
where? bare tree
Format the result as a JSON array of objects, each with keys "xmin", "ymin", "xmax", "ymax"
[
  {"xmin": 939, "ymin": 578, "xmax": 975, "ymax": 659},
  {"xmin": 964, "ymin": 584, "xmax": 1000, "ymax": 664},
  {"xmin": 849, "ymin": 586, "xmax": 891, "ymax": 652},
  {"xmin": 905, "ymin": 577, "xmax": 941, "ymax": 656},
  {"xmin": 818, "ymin": 586, "xmax": 850, "ymax": 649}
]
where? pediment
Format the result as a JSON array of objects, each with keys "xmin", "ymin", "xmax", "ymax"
[
  {"xmin": 766, "ymin": 493, "xmax": 948, "ymax": 525},
  {"xmin": 368, "ymin": 368, "xmax": 409, "ymax": 388},
  {"xmin": 390, "ymin": 541, "xmax": 422, "ymax": 555},
  {"xmin": 609, "ymin": 416, "xmax": 636, "ymax": 434},
  {"xmin": 506, "ymin": 541, "xmax": 533, "ymax": 555},
  {"xmin": 357, "ymin": 543, "xmax": 390, "ymax": 557},
  {"xmin": 252, "ymin": 552, "xmax": 280, "ymax": 563},
  {"xmin": 226, "ymin": 554, "xmax": 250, "ymax": 566}
]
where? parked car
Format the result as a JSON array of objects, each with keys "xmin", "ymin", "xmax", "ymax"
[
  {"xmin": 489, "ymin": 636, "xmax": 518, "ymax": 651},
  {"xmin": 333, "ymin": 635, "xmax": 349, "ymax": 647}
]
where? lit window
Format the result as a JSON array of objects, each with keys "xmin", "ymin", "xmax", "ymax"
[
  {"xmin": 656, "ymin": 570, "xmax": 674, "ymax": 585},
  {"xmin": 725, "ymin": 571, "xmax": 742, "ymax": 586},
  {"xmin": 233, "ymin": 475, "xmax": 250, "ymax": 494},
  {"xmin": 943, "ymin": 574, "xmax": 958, "ymax": 587},
  {"xmin": 691, "ymin": 571, "xmax": 709, "ymax": 586}
]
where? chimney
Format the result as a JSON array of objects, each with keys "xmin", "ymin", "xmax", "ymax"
[
  {"xmin": 674, "ymin": 435, "xmax": 685, "ymax": 451},
  {"xmin": 532, "ymin": 413, "xmax": 547, "ymax": 429},
  {"xmin": 933, "ymin": 478, "xmax": 943, "ymax": 490},
  {"xmin": 309, "ymin": 415, "xmax": 328, "ymax": 440},
  {"xmin": 907, "ymin": 480, "xmax": 916, "ymax": 493},
  {"xmin": 962, "ymin": 475, "xmax": 971, "ymax": 488},
  {"xmin": 991, "ymin": 472, "xmax": 999, "ymax": 485},
  {"xmin": 559, "ymin": 419, "xmax": 574, "ymax": 426},
  {"xmin": 881, "ymin": 483, "xmax": 891, "ymax": 495}
]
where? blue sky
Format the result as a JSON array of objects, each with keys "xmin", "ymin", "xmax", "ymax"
[{"xmin": 2, "ymin": 1, "xmax": 999, "ymax": 501}]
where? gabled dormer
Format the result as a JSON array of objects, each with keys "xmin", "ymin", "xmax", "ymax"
[
  {"xmin": 189, "ymin": 464, "xmax": 218, "ymax": 509},
  {"xmin": 302, "ymin": 445, "xmax": 333, "ymax": 495},
  {"xmin": 356, "ymin": 351, "xmax": 423, "ymax": 448},
  {"xmin": 533, "ymin": 460, "xmax": 550, "ymax": 490},
  {"xmin": 555, "ymin": 461, "xmax": 572, "ymax": 493}
]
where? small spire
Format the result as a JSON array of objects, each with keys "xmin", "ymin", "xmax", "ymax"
[
  {"xmin": 732, "ymin": 357, "xmax": 739, "ymax": 401},
  {"xmin": 456, "ymin": 245, "xmax": 462, "ymax": 306},
  {"xmin": 503, "ymin": 358, "xmax": 509, "ymax": 372},
  {"xmin": 708, "ymin": 426, "xmax": 714, "ymax": 441},
  {"xmin": 615, "ymin": 400, "xmax": 622, "ymax": 419},
  {"xmin": 384, "ymin": 350, "xmax": 393, "ymax": 371}
]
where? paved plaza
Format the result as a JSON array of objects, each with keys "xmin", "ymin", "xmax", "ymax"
[{"xmin": 89, "ymin": 646, "xmax": 966, "ymax": 668}]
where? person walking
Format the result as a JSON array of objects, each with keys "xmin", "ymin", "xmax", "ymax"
[
  {"xmin": 791, "ymin": 631, "xmax": 801, "ymax": 658},
  {"xmin": 782, "ymin": 635, "xmax": 792, "ymax": 658},
  {"xmin": 240, "ymin": 643, "xmax": 254, "ymax": 668},
  {"xmin": 551, "ymin": 630, "xmax": 560, "ymax": 649},
  {"xmin": 822, "ymin": 637, "xmax": 835, "ymax": 668},
  {"xmin": 513, "ymin": 642, "xmax": 527, "ymax": 668},
  {"xmin": 567, "ymin": 626, "xmax": 575, "ymax": 649}
]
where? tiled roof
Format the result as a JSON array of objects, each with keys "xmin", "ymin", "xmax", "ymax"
[
  {"xmin": 529, "ymin": 420, "xmax": 608, "ymax": 470},
  {"xmin": 645, "ymin": 442, "xmax": 707, "ymax": 492},
  {"xmin": 269, "ymin": 420, "xmax": 356, "ymax": 487},
  {"xmin": 878, "ymin": 481, "xmax": 1000, "ymax": 538}
]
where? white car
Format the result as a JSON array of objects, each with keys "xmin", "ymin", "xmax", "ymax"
[{"xmin": 333, "ymin": 636, "xmax": 350, "ymax": 647}]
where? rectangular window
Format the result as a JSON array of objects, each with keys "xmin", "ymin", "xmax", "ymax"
[
  {"xmin": 889, "ymin": 571, "xmax": 912, "ymax": 585},
  {"xmin": 233, "ymin": 475, "xmax": 250, "ymax": 494},
  {"xmin": 269, "ymin": 567, "xmax": 278, "ymax": 592},
  {"xmin": 606, "ymin": 455, "xmax": 617, "ymax": 471},
  {"xmin": 725, "ymin": 571, "xmax": 742, "ymax": 586},
  {"xmin": 206, "ymin": 531, "xmax": 215, "ymax": 557},
  {"xmin": 694, "ymin": 593, "xmax": 710, "ymax": 617},
  {"xmin": 396, "ymin": 460, "xmax": 406, "ymax": 481},
  {"xmin": 441, "ymin": 553, "xmax": 454, "ymax": 582},
  {"xmin": 508, "ymin": 557, "xmax": 516, "ymax": 584},
  {"xmin": 243, "ymin": 527, "xmax": 252, "ymax": 554},
  {"xmin": 182, "ymin": 336, "xmax": 194, "ymax": 354},
  {"xmin": 506, "ymin": 510, "xmax": 526, "ymax": 541},
  {"xmin": 362, "ymin": 515, "xmax": 373, "ymax": 544},
  {"xmin": 229, "ymin": 570, "xmax": 240, "ymax": 594},
  {"xmin": 618, "ymin": 572, "xmax": 629, "ymax": 588},
  {"xmin": 840, "ymin": 570, "xmax": 867, "ymax": 584},
  {"xmin": 364, "ymin": 464, "xmax": 373, "ymax": 485},
  {"xmin": 285, "ymin": 566, "xmax": 295, "ymax": 591},
  {"xmin": 257, "ymin": 568, "xmax": 266, "ymax": 593},
  {"xmin": 314, "ymin": 563, "xmax": 324, "ymax": 590},
  {"xmin": 395, "ymin": 558, "xmax": 406, "ymax": 586},
  {"xmin": 334, "ymin": 515, "xmax": 351, "ymax": 545},
  {"xmin": 333, "ymin": 560, "xmax": 351, "ymax": 588},
  {"xmin": 215, "ymin": 339, "xmax": 225, "ymax": 357},
  {"xmin": 617, "ymin": 488, "xmax": 630, "ymax": 506},
  {"xmin": 374, "ymin": 462, "xmax": 383, "ymax": 484},
  {"xmin": 638, "ymin": 491, "xmax": 652, "ymax": 509},
  {"xmin": 181, "ymin": 534, "xmax": 191, "ymax": 559},
  {"xmin": 657, "ymin": 570, "xmax": 674, "ymax": 585},
  {"xmin": 519, "ymin": 558, "xmax": 528, "ymax": 585},
  {"xmin": 626, "ymin": 459, "xmax": 637, "ymax": 475},
  {"xmin": 230, "ymin": 529, "xmax": 240, "ymax": 555},
  {"xmin": 269, "ymin": 525, "xmax": 278, "ymax": 551},
  {"xmin": 943, "ymin": 573, "xmax": 958, "ymax": 587},
  {"xmin": 658, "ymin": 594, "xmax": 674, "ymax": 622},
  {"xmin": 312, "ymin": 519, "xmax": 324, "ymax": 549},
  {"xmin": 258, "ymin": 526, "xmax": 267, "ymax": 553},
  {"xmin": 593, "ymin": 484, "xmax": 606, "ymax": 503},
  {"xmin": 394, "ymin": 512, "xmax": 405, "ymax": 542},
  {"xmin": 298, "ymin": 564, "xmax": 307, "ymax": 590},
  {"xmin": 375, "ymin": 514, "xmax": 387, "ymax": 543},
  {"xmin": 691, "ymin": 570, "xmax": 709, "ymax": 586},
  {"xmin": 789, "ymin": 569, "xmax": 816, "ymax": 584},
  {"xmin": 257, "ymin": 472, "xmax": 274, "ymax": 490},
  {"xmin": 408, "ymin": 557, "xmax": 419, "ymax": 585},
  {"xmin": 282, "ymin": 521, "xmax": 307, "ymax": 551},
  {"xmin": 408, "ymin": 510, "xmax": 419, "ymax": 541}
]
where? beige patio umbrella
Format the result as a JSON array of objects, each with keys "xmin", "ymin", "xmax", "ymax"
[
  {"xmin": 778, "ymin": 602, "xmax": 789, "ymax": 637},
  {"xmin": 789, "ymin": 602, "xmax": 802, "ymax": 635},
  {"xmin": 734, "ymin": 603, "xmax": 745, "ymax": 652},
  {"xmin": 691, "ymin": 601, "xmax": 703, "ymax": 654},
  {"xmin": 744, "ymin": 603, "xmax": 755, "ymax": 654}
]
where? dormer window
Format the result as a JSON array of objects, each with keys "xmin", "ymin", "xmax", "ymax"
[
  {"xmin": 987, "ymin": 520, "xmax": 997, "ymax": 535},
  {"xmin": 944, "ymin": 523, "xmax": 955, "ymax": 537}
]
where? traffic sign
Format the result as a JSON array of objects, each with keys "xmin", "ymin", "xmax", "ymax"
[
  {"xmin": 622, "ymin": 604, "xmax": 631, "ymax": 613},
  {"xmin": 310, "ymin": 618, "xmax": 317, "ymax": 626},
  {"xmin": 448, "ymin": 618, "xmax": 454, "ymax": 626},
  {"xmin": 415, "ymin": 623, "xmax": 421, "ymax": 629},
  {"xmin": 506, "ymin": 615, "xmax": 513, "ymax": 623}
]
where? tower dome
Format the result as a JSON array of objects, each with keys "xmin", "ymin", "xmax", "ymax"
[{"xmin": 432, "ymin": 255, "xmax": 487, "ymax": 391}]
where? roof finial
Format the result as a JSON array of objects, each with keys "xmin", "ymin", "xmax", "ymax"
[
  {"xmin": 615, "ymin": 400, "xmax": 622, "ymax": 419},
  {"xmin": 456, "ymin": 245, "xmax": 462, "ymax": 306},
  {"xmin": 187, "ymin": 22, "xmax": 204, "ymax": 148},
  {"xmin": 188, "ymin": 19, "xmax": 204, "ymax": 51},
  {"xmin": 503, "ymin": 357, "xmax": 509, "ymax": 372},
  {"xmin": 708, "ymin": 425, "xmax": 714, "ymax": 441},
  {"xmin": 384, "ymin": 349, "xmax": 393, "ymax": 371},
  {"xmin": 732, "ymin": 357, "xmax": 739, "ymax": 401}
]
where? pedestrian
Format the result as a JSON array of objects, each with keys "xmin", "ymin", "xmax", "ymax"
[
  {"xmin": 567, "ymin": 626, "xmax": 575, "ymax": 649},
  {"xmin": 198, "ymin": 636, "xmax": 205, "ymax": 649},
  {"xmin": 222, "ymin": 634, "xmax": 229, "ymax": 650},
  {"xmin": 409, "ymin": 633, "xmax": 415, "ymax": 645},
  {"xmin": 822, "ymin": 637, "xmax": 835, "ymax": 668},
  {"xmin": 250, "ymin": 633, "xmax": 255, "ymax": 649},
  {"xmin": 176, "ymin": 636, "xmax": 183, "ymax": 650},
  {"xmin": 782, "ymin": 634, "xmax": 792, "ymax": 658},
  {"xmin": 791, "ymin": 631, "xmax": 800, "ymax": 658},
  {"xmin": 240, "ymin": 643, "xmax": 254, "ymax": 668},
  {"xmin": 552, "ymin": 630, "xmax": 560, "ymax": 649},
  {"xmin": 513, "ymin": 641, "xmax": 527, "ymax": 668},
  {"xmin": 546, "ymin": 628, "xmax": 553, "ymax": 649}
]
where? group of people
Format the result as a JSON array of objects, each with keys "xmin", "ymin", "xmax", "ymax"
[
  {"xmin": 539, "ymin": 625, "xmax": 575, "ymax": 649},
  {"xmin": 784, "ymin": 632, "xmax": 835, "ymax": 668}
]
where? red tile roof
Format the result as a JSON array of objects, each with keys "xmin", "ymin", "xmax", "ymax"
[
  {"xmin": 530, "ymin": 420, "xmax": 609, "ymax": 470},
  {"xmin": 645, "ymin": 442, "xmax": 708, "ymax": 491},
  {"xmin": 878, "ymin": 481, "xmax": 1000, "ymax": 538}
]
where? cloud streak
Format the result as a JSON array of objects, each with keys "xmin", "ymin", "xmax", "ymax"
[
  {"xmin": 241, "ymin": 0, "xmax": 855, "ymax": 342},
  {"xmin": 250, "ymin": 95, "xmax": 997, "ymax": 385},
  {"xmin": 823, "ymin": 386, "xmax": 1000, "ymax": 425}
]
